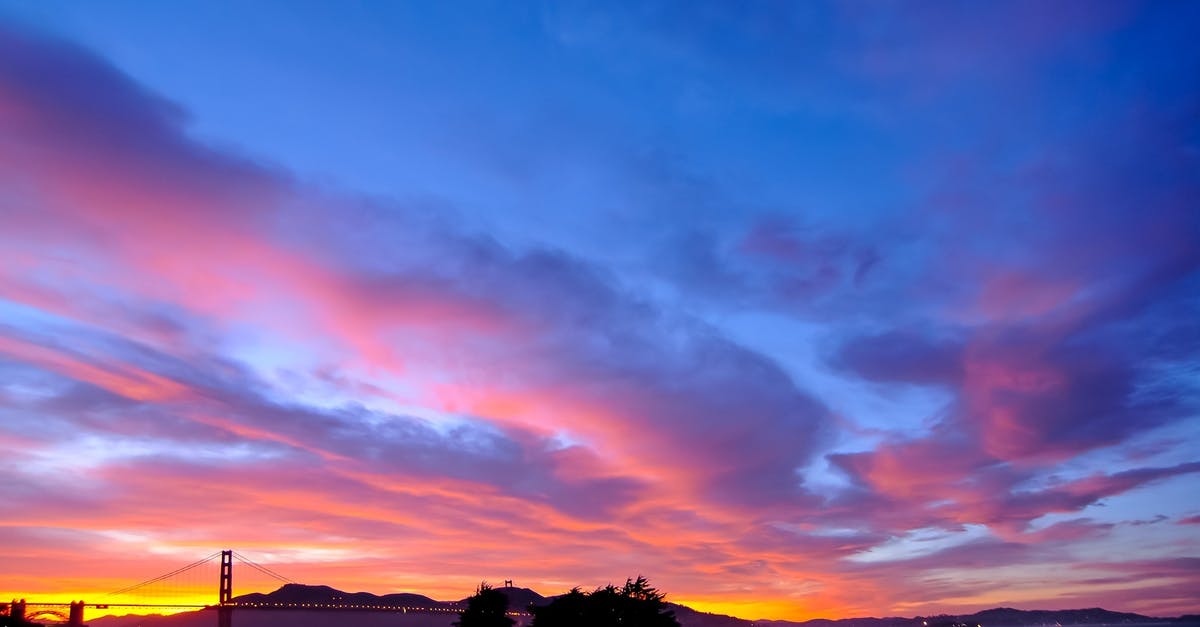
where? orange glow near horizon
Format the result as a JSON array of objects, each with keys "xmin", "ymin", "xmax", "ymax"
[{"xmin": 3, "ymin": 537, "xmax": 1200, "ymax": 622}]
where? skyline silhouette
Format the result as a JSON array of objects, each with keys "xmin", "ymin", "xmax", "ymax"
[{"xmin": 8, "ymin": 565, "xmax": 1198, "ymax": 627}]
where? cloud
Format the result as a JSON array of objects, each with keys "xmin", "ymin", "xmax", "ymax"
[
  {"xmin": 0, "ymin": 13, "xmax": 831, "ymax": 551},
  {"xmin": 835, "ymin": 330, "xmax": 964, "ymax": 386},
  {"xmin": 1, "ymin": 6, "xmax": 1199, "ymax": 620}
]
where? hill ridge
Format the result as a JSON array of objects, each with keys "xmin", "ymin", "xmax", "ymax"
[{"xmin": 85, "ymin": 584, "xmax": 1200, "ymax": 627}]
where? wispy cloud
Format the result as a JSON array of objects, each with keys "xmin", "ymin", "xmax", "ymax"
[{"xmin": 0, "ymin": 3, "xmax": 1198, "ymax": 619}]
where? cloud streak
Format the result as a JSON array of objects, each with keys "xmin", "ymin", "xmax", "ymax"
[{"xmin": 1, "ymin": 4, "xmax": 1198, "ymax": 621}]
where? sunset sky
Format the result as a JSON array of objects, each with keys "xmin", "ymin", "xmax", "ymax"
[{"xmin": 1, "ymin": 1, "xmax": 1198, "ymax": 622}]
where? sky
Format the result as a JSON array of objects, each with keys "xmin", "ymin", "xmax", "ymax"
[{"xmin": 0, "ymin": 0, "xmax": 1198, "ymax": 622}]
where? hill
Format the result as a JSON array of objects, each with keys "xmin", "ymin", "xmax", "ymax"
[
  {"xmin": 756, "ymin": 607, "xmax": 1197, "ymax": 627},
  {"xmin": 234, "ymin": 583, "xmax": 444, "ymax": 609},
  {"xmin": 85, "ymin": 585, "xmax": 1199, "ymax": 627}
]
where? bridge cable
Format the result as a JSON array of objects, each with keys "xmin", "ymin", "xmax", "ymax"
[
  {"xmin": 234, "ymin": 554, "xmax": 296, "ymax": 584},
  {"xmin": 238, "ymin": 558, "xmax": 293, "ymax": 583},
  {"xmin": 106, "ymin": 552, "xmax": 222, "ymax": 597},
  {"xmin": 232, "ymin": 551, "xmax": 297, "ymax": 584}
]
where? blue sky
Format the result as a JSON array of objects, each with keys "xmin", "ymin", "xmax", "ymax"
[{"xmin": 1, "ymin": 1, "xmax": 1198, "ymax": 620}]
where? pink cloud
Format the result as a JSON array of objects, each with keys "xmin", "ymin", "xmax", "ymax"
[{"xmin": 2, "ymin": 18, "xmax": 1198, "ymax": 621}]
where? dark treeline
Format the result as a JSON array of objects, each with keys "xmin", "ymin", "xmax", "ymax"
[{"xmin": 455, "ymin": 576, "xmax": 680, "ymax": 627}]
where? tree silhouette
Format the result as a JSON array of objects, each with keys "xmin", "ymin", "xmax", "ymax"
[
  {"xmin": 529, "ymin": 587, "xmax": 589, "ymax": 626},
  {"xmin": 455, "ymin": 582, "xmax": 515, "ymax": 627},
  {"xmin": 531, "ymin": 576, "xmax": 679, "ymax": 627}
]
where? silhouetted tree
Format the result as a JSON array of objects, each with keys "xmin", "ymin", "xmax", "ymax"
[
  {"xmin": 529, "ymin": 588, "xmax": 590, "ymax": 626},
  {"xmin": 455, "ymin": 582, "xmax": 515, "ymax": 627},
  {"xmin": 531, "ymin": 576, "xmax": 679, "ymax": 627}
]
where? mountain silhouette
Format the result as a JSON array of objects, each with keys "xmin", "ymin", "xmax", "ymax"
[
  {"xmin": 84, "ymin": 585, "xmax": 1200, "ymax": 627},
  {"xmin": 235, "ymin": 583, "xmax": 444, "ymax": 608}
]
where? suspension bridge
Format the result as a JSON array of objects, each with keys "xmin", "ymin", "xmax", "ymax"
[{"xmin": 2, "ymin": 549, "xmax": 483, "ymax": 626}]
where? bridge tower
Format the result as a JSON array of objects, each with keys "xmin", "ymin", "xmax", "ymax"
[
  {"xmin": 219, "ymin": 550, "xmax": 233, "ymax": 627},
  {"xmin": 69, "ymin": 600, "xmax": 85, "ymax": 627},
  {"xmin": 220, "ymin": 550, "xmax": 233, "ymax": 604},
  {"xmin": 10, "ymin": 599, "xmax": 25, "ymax": 622}
]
